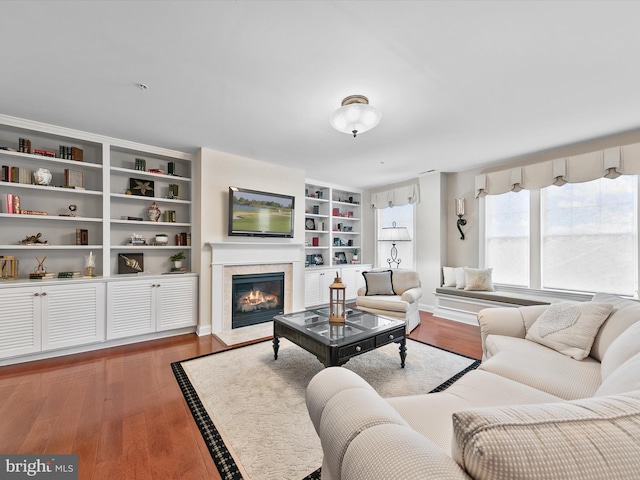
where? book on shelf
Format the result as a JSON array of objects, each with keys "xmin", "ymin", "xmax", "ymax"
[
  {"xmin": 58, "ymin": 145, "xmax": 84, "ymax": 161},
  {"xmin": 20, "ymin": 210, "xmax": 47, "ymax": 215},
  {"xmin": 19, "ymin": 138, "xmax": 31, "ymax": 154},
  {"xmin": 76, "ymin": 228, "xmax": 89, "ymax": 245},
  {"xmin": 120, "ymin": 216, "xmax": 144, "ymax": 221},
  {"xmin": 176, "ymin": 232, "xmax": 191, "ymax": 246},
  {"xmin": 58, "ymin": 271, "xmax": 82, "ymax": 278},
  {"xmin": 64, "ymin": 169, "xmax": 83, "ymax": 188}
]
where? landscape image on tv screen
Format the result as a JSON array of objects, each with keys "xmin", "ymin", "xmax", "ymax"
[{"xmin": 229, "ymin": 187, "xmax": 294, "ymax": 237}]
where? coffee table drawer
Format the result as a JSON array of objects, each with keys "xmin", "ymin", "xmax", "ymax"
[
  {"xmin": 376, "ymin": 327, "xmax": 404, "ymax": 347},
  {"xmin": 338, "ymin": 337, "xmax": 375, "ymax": 358}
]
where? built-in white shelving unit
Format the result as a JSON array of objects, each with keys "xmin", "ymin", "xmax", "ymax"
[{"xmin": 0, "ymin": 114, "xmax": 197, "ymax": 365}]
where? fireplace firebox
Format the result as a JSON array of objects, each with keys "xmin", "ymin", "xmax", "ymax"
[{"xmin": 231, "ymin": 272, "xmax": 284, "ymax": 328}]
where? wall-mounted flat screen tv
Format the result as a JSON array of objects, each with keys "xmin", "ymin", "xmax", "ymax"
[{"xmin": 228, "ymin": 187, "xmax": 295, "ymax": 238}]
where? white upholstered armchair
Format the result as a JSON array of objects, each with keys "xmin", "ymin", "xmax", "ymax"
[{"xmin": 355, "ymin": 269, "xmax": 423, "ymax": 332}]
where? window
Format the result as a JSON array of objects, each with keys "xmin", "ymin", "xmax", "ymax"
[
  {"xmin": 484, "ymin": 176, "xmax": 638, "ymax": 296},
  {"xmin": 485, "ymin": 191, "xmax": 530, "ymax": 287},
  {"xmin": 376, "ymin": 203, "xmax": 415, "ymax": 269}
]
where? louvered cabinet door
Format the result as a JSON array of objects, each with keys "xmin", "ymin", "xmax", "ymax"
[
  {"xmin": 156, "ymin": 276, "xmax": 197, "ymax": 332},
  {"xmin": 106, "ymin": 280, "xmax": 155, "ymax": 340},
  {"xmin": 0, "ymin": 286, "xmax": 41, "ymax": 358},
  {"xmin": 42, "ymin": 282, "xmax": 106, "ymax": 351}
]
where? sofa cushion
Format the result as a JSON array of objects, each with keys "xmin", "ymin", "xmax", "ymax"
[
  {"xmin": 362, "ymin": 270, "xmax": 396, "ymax": 296},
  {"xmin": 480, "ymin": 335, "xmax": 602, "ymax": 399},
  {"xmin": 525, "ymin": 301, "xmax": 613, "ymax": 360},
  {"xmin": 387, "ymin": 369, "xmax": 562, "ymax": 455},
  {"xmin": 590, "ymin": 292, "xmax": 640, "ymax": 361},
  {"xmin": 600, "ymin": 320, "xmax": 640, "ymax": 381},
  {"xmin": 463, "ymin": 267, "xmax": 494, "ymax": 291},
  {"xmin": 451, "ymin": 391, "xmax": 640, "ymax": 480},
  {"xmin": 596, "ymin": 353, "xmax": 640, "ymax": 397},
  {"xmin": 356, "ymin": 295, "xmax": 409, "ymax": 313}
]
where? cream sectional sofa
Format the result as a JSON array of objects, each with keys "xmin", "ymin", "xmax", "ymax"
[{"xmin": 306, "ymin": 292, "xmax": 640, "ymax": 480}]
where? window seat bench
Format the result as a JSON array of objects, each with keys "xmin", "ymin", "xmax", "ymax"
[{"xmin": 433, "ymin": 286, "xmax": 557, "ymax": 325}]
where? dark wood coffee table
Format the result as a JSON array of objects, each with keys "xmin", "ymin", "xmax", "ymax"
[{"xmin": 273, "ymin": 307, "xmax": 406, "ymax": 367}]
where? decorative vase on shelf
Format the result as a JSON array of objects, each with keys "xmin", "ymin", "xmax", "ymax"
[
  {"xmin": 33, "ymin": 168, "xmax": 52, "ymax": 186},
  {"xmin": 148, "ymin": 201, "xmax": 161, "ymax": 222}
]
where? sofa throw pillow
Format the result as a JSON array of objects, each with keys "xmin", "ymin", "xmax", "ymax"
[
  {"xmin": 525, "ymin": 301, "xmax": 613, "ymax": 360},
  {"xmin": 463, "ymin": 267, "xmax": 495, "ymax": 291},
  {"xmin": 455, "ymin": 267, "xmax": 467, "ymax": 289},
  {"xmin": 452, "ymin": 391, "xmax": 640, "ymax": 480},
  {"xmin": 442, "ymin": 266, "xmax": 456, "ymax": 287},
  {"xmin": 362, "ymin": 270, "xmax": 396, "ymax": 296}
]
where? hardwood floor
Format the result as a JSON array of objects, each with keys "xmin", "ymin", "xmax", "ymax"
[{"xmin": 0, "ymin": 312, "xmax": 480, "ymax": 480}]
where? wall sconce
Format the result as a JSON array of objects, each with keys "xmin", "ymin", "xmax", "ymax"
[
  {"xmin": 378, "ymin": 221, "xmax": 412, "ymax": 268},
  {"xmin": 456, "ymin": 198, "xmax": 467, "ymax": 240}
]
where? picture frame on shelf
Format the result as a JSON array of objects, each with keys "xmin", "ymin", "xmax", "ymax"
[
  {"xmin": 118, "ymin": 253, "xmax": 144, "ymax": 274},
  {"xmin": 305, "ymin": 218, "xmax": 315, "ymax": 230},
  {"xmin": 129, "ymin": 178, "xmax": 155, "ymax": 197},
  {"xmin": 334, "ymin": 252, "xmax": 347, "ymax": 264},
  {"xmin": 312, "ymin": 254, "xmax": 324, "ymax": 266}
]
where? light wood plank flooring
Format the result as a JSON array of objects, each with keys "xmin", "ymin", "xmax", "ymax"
[{"xmin": 0, "ymin": 312, "xmax": 480, "ymax": 480}]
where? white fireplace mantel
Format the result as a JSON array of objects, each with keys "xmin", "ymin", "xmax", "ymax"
[{"xmin": 207, "ymin": 242, "xmax": 305, "ymax": 334}]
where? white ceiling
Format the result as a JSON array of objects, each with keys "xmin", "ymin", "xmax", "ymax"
[{"xmin": 2, "ymin": 1, "xmax": 640, "ymax": 189}]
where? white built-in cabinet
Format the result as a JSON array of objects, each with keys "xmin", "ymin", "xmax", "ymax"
[
  {"xmin": 304, "ymin": 264, "xmax": 371, "ymax": 308},
  {"xmin": 107, "ymin": 275, "xmax": 197, "ymax": 339},
  {"xmin": 0, "ymin": 114, "xmax": 198, "ymax": 365},
  {"xmin": 0, "ymin": 280, "xmax": 105, "ymax": 359}
]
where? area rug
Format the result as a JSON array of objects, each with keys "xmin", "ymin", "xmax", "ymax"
[{"xmin": 172, "ymin": 338, "xmax": 480, "ymax": 480}]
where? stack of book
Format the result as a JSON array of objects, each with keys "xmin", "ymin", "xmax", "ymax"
[
  {"xmin": 175, "ymin": 232, "xmax": 191, "ymax": 246},
  {"xmin": 1, "ymin": 166, "xmax": 32, "ymax": 184},
  {"xmin": 58, "ymin": 271, "xmax": 82, "ymax": 278},
  {"xmin": 18, "ymin": 138, "xmax": 31, "ymax": 153},
  {"xmin": 59, "ymin": 145, "xmax": 83, "ymax": 161},
  {"xmin": 135, "ymin": 158, "xmax": 146, "ymax": 170},
  {"xmin": 30, "ymin": 272, "xmax": 55, "ymax": 280}
]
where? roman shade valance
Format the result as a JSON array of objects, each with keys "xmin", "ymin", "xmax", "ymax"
[
  {"xmin": 475, "ymin": 143, "xmax": 640, "ymax": 197},
  {"xmin": 371, "ymin": 184, "xmax": 420, "ymax": 209}
]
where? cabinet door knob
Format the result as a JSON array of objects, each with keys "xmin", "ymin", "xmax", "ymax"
[
  {"xmin": 388, "ymin": 334, "xmax": 394, "ymax": 340},
  {"xmin": 42, "ymin": 292, "xmax": 48, "ymax": 296},
  {"xmin": 152, "ymin": 284, "xmax": 157, "ymax": 287},
  {"xmin": 355, "ymin": 345, "xmax": 361, "ymax": 352},
  {"xmin": 34, "ymin": 292, "xmax": 40, "ymax": 297}
]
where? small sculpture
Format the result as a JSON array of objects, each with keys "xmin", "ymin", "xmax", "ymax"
[
  {"xmin": 21, "ymin": 233, "xmax": 47, "ymax": 245},
  {"xmin": 68, "ymin": 204, "xmax": 77, "ymax": 217},
  {"xmin": 34, "ymin": 256, "xmax": 47, "ymax": 274}
]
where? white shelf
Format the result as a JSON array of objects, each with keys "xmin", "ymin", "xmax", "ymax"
[
  {"xmin": 0, "ymin": 244, "xmax": 102, "ymax": 250},
  {"xmin": 110, "ymin": 245, "xmax": 192, "ymax": 250},
  {"xmin": 0, "ymin": 213, "xmax": 102, "ymax": 222},
  {"xmin": 0, "ymin": 182, "xmax": 102, "ymax": 196},
  {"xmin": 110, "ymin": 166, "xmax": 192, "ymax": 182},
  {"xmin": 110, "ymin": 219, "xmax": 190, "ymax": 227},
  {"xmin": 0, "ymin": 149, "xmax": 102, "ymax": 169},
  {"xmin": 110, "ymin": 193, "xmax": 191, "ymax": 205}
]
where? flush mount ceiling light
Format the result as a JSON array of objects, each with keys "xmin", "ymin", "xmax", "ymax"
[{"xmin": 329, "ymin": 95, "xmax": 382, "ymax": 137}]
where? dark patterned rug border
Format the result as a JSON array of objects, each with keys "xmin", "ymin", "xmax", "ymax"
[{"xmin": 172, "ymin": 338, "xmax": 479, "ymax": 480}]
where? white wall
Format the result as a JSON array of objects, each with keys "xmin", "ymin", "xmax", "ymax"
[{"xmin": 195, "ymin": 147, "xmax": 306, "ymax": 333}]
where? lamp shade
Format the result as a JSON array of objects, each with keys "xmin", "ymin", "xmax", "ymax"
[
  {"xmin": 378, "ymin": 221, "xmax": 411, "ymax": 242},
  {"xmin": 330, "ymin": 95, "xmax": 382, "ymax": 137}
]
